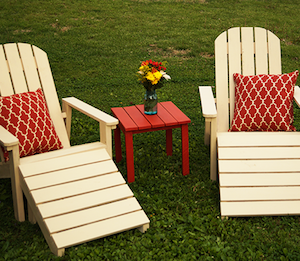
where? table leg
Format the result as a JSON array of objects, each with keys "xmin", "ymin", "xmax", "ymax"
[
  {"xmin": 114, "ymin": 126, "xmax": 122, "ymax": 163},
  {"xmin": 181, "ymin": 124, "xmax": 189, "ymax": 176},
  {"xmin": 125, "ymin": 131, "xmax": 135, "ymax": 183},
  {"xmin": 166, "ymin": 129, "xmax": 173, "ymax": 156}
]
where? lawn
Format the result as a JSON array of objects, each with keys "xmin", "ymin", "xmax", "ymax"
[{"xmin": 1, "ymin": 0, "xmax": 300, "ymax": 260}]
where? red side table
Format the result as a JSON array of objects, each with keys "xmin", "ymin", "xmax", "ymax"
[{"xmin": 111, "ymin": 101, "xmax": 191, "ymax": 183}]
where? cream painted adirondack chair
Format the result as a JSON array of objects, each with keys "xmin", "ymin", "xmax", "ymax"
[
  {"xmin": 199, "ymin": 27, "xmax": 300, "ymax": 217},
  {"xmin": 0, "ymin": 43, "xmax": 149, "ymax": 256}
]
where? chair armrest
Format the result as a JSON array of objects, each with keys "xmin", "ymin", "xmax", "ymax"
[
  {"xmin": 199, "ymin": 86, "xmax": 217, "ymax": 118},
  {"xmin": 62, "ymin": 97, "xmax": 119, "ymax": 127},
  {"xmin": 0, "ymin": 126, "xmax": 18, "ymax": 150},
  {"xmin": 294, "ymin": 86, "xmax": 300, "ymax": 107}
]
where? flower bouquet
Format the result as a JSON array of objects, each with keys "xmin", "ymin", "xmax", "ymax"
[{"xmin": 137, "ymin": 60, "xmax": 171, "ymax": 114}]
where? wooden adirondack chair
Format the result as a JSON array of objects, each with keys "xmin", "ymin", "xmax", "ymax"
[
  {"xmin": 0, "ymin": 43, "xmax": 149, "ymax": 256},
  {"xmin": 199, "ymin": 27, "xmax": 300, "ymax": 217}
]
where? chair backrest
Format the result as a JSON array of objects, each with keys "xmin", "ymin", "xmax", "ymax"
[
  {"xmin": 215, "ymin": 27, "xmax": 282, "ymax": 132},
  {"xmin": 0, "ymin": 43, "xmax": 70, "ymax": 148}
]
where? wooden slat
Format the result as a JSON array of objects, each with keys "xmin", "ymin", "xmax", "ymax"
[
  {"xmin": 0, "ymin": 125, "xmax": 18, "ymax": 148},
  {"xmin": 218, "ymin": 146, "xmax": 300, "ymax": 160},
  {"xmin": 111, "ymin": 107, "xmax": 137, "ymax": 131},
  {"xmin": 220, "ymin": 186, "xmax": 300, "ymax": 201},
  {"xmin": 46, "ymin": 197, "xmax": 141, "ymax": 233},
  {"xmin": 254, "ymin": 27, "xmax": 268, "ymax": 74},
  {"xmin": 17, "ymin": 43, "xmax": 42, "ymax": 92},
  {"xmin": 32, "ymin": 45, "xmax": 70, "ymax": 148},
  {"xmin": 160, "ymin": 101, "xmax": 190, "ymax": 124},
  {"xmin": 52, "ymin": 210, "xmax": 150, "ymax": 249},
  {"xmin": 219, "ymin": 159, "xmax": 300, "ymax": 173},
  {"xmin": 228, "ymin": 27, "xmax": 241, "ymax": 122},
  {"xmin": 217, "ymin": 132, "xmax": 300, "ymax": 147},
  {"xmin": 215, "ymin": 30, "xmax": 229, "ymax": 132},
  {"xmin": 156, "ymin": 103, "xmax": 177, "ymax": 126},
  {"xmin": 4, "ymin": 43, "xmax": 28, "ymax": 93},
  {"xmin": 20, "ymin": 148, "xmax": 110, "ymax": 177},
  {"xmin": 220, "ymin": 173, "xmax": 300, "ymax": 187},
  {"xmin": 241, "ymin": 27, "xmax": 255, "ymax": 75},
  {"xmin": 20, "ymin": 142, "xmax": 104, "ymax": 165},
  {"xmin": 62, "ymin": 97, "xmax": 118, "ymax": 126},
  {"xmin": 26, "ymin": 160, "xmax": 118, "ymax": 190},
  {"xmin": 38, "ymin": 184, "xmax": 133, "ymax": 218},
  {"xmin": 221, "ymin": 201, "xmax": 300, "ymax": 217},
  {"xmin": 124, "ymin": 106, "xmax": 151, "ymax": 130},
  {"xmin": 199, "ymin": 86, "xmax": 217, "ymax": 118},
  {"xmin": 136, "ymin": 104, "xmax": 165, "ymax": 128},
  {"xmin": 268, "ymin": 30, "xmax": 282, "ymax": 74},
  {"xmin": 32, "ymin": 172, "xmax": 125, "ymax": 204},
  {"xmin": 0, "ymin": 45, "xmax": 14, "ymax": 96}
]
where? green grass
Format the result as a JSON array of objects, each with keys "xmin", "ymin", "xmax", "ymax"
[{"xmin": 1, "ymin": 0, "xmax": 300, "ymax": 260}]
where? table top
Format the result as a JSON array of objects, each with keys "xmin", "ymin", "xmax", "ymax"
[{"xmin": 111, "ymin": 101, "xmax": 191, "ymax": 131}]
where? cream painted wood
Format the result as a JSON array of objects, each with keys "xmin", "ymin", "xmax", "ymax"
[
  {"xmin": 32, "ymin": 45, "xmax": 70, "ymax": 148},
  {"xmin": 294, "ymin": 85, "xmax": 300, "ymax": 106},
  {"xmin": 26, "ymin": 160, "xmax": 118, "ymax": 189},
  {"xmin": 17, "ymin": 43, "xmax": 42, "ymax": 92},
  {"xmin": 45, "ymin": 197, "xmax": 142, "ymax": 233},
  {"xmin": 268, "ymin": 30, "xmax": 282, "ymax": 74},
  {"xmin": 0, "ymin": 45, "xmax": 14, "ymax": 96},
  {"xmin": 20, "ymin": 142, "xmax": 105, "ymax": 165},
  {"xmin": 220, "ymin": 173, "xmax": 300, "ymax": 187},
  {"xmin": 52, "ymin": 211, "xmax": 150, "ymax": 249},
  {"xmin": 254, "ymin": 27, "xmax": 268, "ymax": 74},
  {"xmin": 38, "ymin": 185, "xmax": 133, "ymax": 218},
  {"xmin": 199, "ymin": 27, "xmax": 300, "ymax": 217},
  {"xmin": 228, "ymin": 27, "xmax": 241, "ymax": 120},
  {"xmin": 241, "ymin": 27, "xmax": 255, "ymax": 76},
  {"xmin": 20, "ymin": 148, "xmax": 111, "ymax": 177},
  {"xmin": 62, "ymin": 97, "xmax": 118, "ymax": 126},
  {"xmin": 215, "ymin": 30, "xmax": 229, "ymax": 132},
  {"xmin": 219, "ymin": 147, "xmax": 300, "ymax": 160},
  {"xmin": 4, "ymin": 43, "xmax": 28, "ymax": 94},
  {"xmin": 221, "ymin": 201, "xmax": 300, "ymax": 217},
  {"xmin": 31, "ymin": 172, "xmax": 125, "ymax": 204},
  {"xmin": 0, "ymin": 43, "xmax": 150, "ymax": 256}
]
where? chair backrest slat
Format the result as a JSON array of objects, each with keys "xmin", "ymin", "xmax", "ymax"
[
  {"xmin": 0, "ymin": 46, "xmax": 14, "ymax": 96},
  {"xmin": 228, "ymin": 27, "xmax": 242, "ymax": 124},
  {"xmin": 18, "ymin": 43, "xmax": 42, "ymax": 92},
  {"xmin": 215, "ymin": 27, "xmax": 282, "ymax": 132},
  {"xmin": 215, "ymin": 30, "xmax": 229, "ymax": 132},
  {"xmin": 4, "ymin": 43, "xmax": 28, "ymax": 94},
  {"xmin": 0, "ymin": 43, "xmax": 70, "ymax": 148}
]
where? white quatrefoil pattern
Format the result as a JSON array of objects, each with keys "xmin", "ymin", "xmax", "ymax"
[
  {"xmin": 230, "ymin": 71, "xmax": 299, "ymax": 132},
  {"xmin": 0, "ymin": 88, "xmax": 63, "ymax": 161}
]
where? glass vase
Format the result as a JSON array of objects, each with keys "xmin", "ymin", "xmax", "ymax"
[{"xmin": 144, "ymin": 90, "xmax": 158, "ymax": 115}]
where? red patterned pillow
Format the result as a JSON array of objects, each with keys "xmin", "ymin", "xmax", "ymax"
[
  {"xmin": 230, "ymin": 71, "xmax": 299, "ymax": 132},
  {"xmin": 0, "ymin": 88, "xmax": 63, "ymax": 160}
]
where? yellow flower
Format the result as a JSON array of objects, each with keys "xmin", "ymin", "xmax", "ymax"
[{"xmin": 146, "ymin": 71, "xmax": 162, "ymax": 85}]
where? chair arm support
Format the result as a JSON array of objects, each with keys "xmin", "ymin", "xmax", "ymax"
[
  {"xmin": 294, "ymin": 86, "xmax": 300, "ymax": 107},
  {"xmin": 62, "ymin": 97, "xmax": 119, "ymax": 158},
  {"xmin": 199, "ymin": 86, "xmax": 217, "ymax": 118},
  {"xmin": 0, "ymin": 126, "xmax": 18, "ymax": 150},
  {"xmin": 62, "ymin": 97, "xmax": 119, "ymax": 127}
]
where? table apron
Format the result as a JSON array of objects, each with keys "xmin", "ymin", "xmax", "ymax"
[{"xmin": 118, "ymin": 124, "xmax": 188, "ymax": 135}]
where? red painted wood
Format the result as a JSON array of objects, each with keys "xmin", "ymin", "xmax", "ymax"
[
  {"xmin": 112, "ymin": 102, "xmax": 190, "ymax": 182},
  {"xmin": 111, "ymin": 107, "xmax": 137, "ymax": 131},
  {"xmin": 124, "ymin": 106, "xmax": 151, "ymax": 130},
  {"xmin": 136, "ymin": 105, "xmax": 165, "ymax": 128},
  {"xmin": 161, "ymin": 101, "xmax": 191, "ymax": 124},
  {"xmin": 125, "ymin": 132, "xmax": 135, "ymax": 183},
  {"xmin": 166, "ymin": 129, "xmax": 173, "ymax": 156},
  {"xmin": 157, "ymin": 103, "xmax": 178, "ymax": 126},
  {"xmin": 114, "ymin": 127, "xmax": 122, "ymax": 162},
  {"xmin": 181, "ymin": 124, "xmax": 189, "ymax": 175}
]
